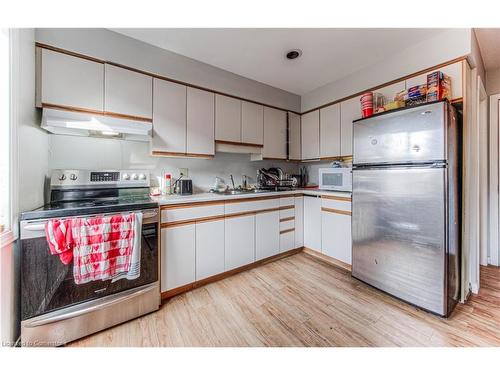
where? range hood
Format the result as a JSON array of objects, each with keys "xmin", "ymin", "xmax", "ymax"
[{"xmin": 41, "ymin": 108, "xmax": 152, "ymax": 142}]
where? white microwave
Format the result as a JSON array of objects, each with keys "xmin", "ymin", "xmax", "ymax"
[{"xmin": 318, "ymin": 167, "xmax": 352, "ymax": 192}]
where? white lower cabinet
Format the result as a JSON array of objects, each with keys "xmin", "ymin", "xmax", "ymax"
[
  {"xmin": 294, "ymin": 196, "xmax": 304, "ymax": 248},
  {"xmin": 321, "ymin": 210, "xmax": 352, "ymax": 264},
  {"xmin": 255, "ymin": 211, "xmax": 280, "ymax": 261},
  {"xmin": 304, "ymin": 195, "xmax": 322, "ymax": 251},
  {"xmin": 161, "ymin": 224, "xmax": 196, "ymax": 292},
  {"xmin": 280, "ymin": 230, "xmax": 295, "ymax": 252},
  {"xmin": 195, "ymin": 219, "xmax": 225, "ymax": 280},
  {"xmin": 225, "ymin": 214, "xmax": 255, "ymax": 270}
]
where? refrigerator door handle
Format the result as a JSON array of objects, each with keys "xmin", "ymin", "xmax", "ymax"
[{"xmin": 353, "ymin": 161, "xmax": 446, "ymax": 170}]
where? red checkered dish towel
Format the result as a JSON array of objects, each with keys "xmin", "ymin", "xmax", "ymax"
[{"xmin": 46, "ymin": 213, "xmax": 138, "ymax": 284}]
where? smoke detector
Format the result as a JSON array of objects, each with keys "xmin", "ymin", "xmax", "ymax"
[{"xmin": 286, "ymin": 49, "xmax": 302, "ymax": 60}]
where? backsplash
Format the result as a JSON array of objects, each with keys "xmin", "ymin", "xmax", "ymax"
[{"xmin": 48, "ymin": 135, "xmax": 300, "ymax": 193}]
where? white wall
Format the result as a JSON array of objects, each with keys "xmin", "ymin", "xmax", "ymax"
[
  {"xmin": 48, "ymin": 135, "xmax": 299, "ymax": 192},
  {"xmin": 35, "ymin": 28, "xmax": 301, "ymax": 112},
  {"xmin": 486, "ymin": 67, "xmax": 500, "ymax": 95},
  {"xmin": 301, "ymin": 29, "xmax": 472, "ymax": 112},
  {"xmin": 1, "ymin": 28, "xmax": 48, "ymax": 346}
]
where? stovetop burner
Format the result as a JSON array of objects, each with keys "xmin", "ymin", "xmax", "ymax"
[{"xmin": 20, "ymin": 169, "xmax": 158, "ymax": 221}]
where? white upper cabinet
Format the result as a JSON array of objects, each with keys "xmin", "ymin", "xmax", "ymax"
[
  {"xmin": 152, "ymin": 79, "xmax": 187, "ymax": 154},
  {"xmin": 301, "ymin": 110, "xmax": 320, "ymax": 160},
  {"xmin": 215, "ymin": 94, "xmax": 241, "ymax": 142},
  {"xmin": 405, "ymin": 61, "xmax": 463, "ymax": 100},
  {"xmin": 37, "ymin": 48, "xmax": 104, "ymax": 111},
  {"xmin": 263, "ymin": 107, "xmax": 287, "ymax": 159},
  {"xmin": 288, "ymin": 112, "xmax": 301, "ymax": 161},
  {"xmin": 320, "ymin": 103, "xmax": 341, "ymax": 158},
  {"xmin": 241, "ymin": 101, "xmax": 264, "ymax": 145},
  {"xmin": 187, "ymin": 88, "xmax": 215, "ymax": 155},
  {"xmin": 340, "ymin": 95, "xmax": 361, "ymax": 156},
  {"xmin": 104, "ymin": 64, "xmax": 153, "ymax": 119}
]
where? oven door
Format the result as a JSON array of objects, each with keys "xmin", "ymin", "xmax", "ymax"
[{"xmin": 20, "ymin": 209, "xmax": 159, "ymax": 321}]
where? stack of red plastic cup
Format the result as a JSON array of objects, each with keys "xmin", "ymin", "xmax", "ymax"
[{"xmin": 360, "ymin": 92, "xmax": 374, "ymax": 118}]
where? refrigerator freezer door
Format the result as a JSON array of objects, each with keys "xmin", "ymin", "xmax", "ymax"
[
  {"xmin": 353, "ymin": 101, "xmax": 446, "ymax": 165},
  {"xmin": 352, "ymin": 166, "xmax": 446, "ymax": 315}
]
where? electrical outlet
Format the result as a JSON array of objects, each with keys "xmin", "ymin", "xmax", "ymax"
[{"xmin": 178, "ymin": 168, "xmax": 189, "ymax": 178}]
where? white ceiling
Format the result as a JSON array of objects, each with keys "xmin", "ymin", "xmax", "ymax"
[
  {"xmin": 475, "ymin": 28, "xmax": 500, "ymax": 70},
  {"xmin": 111, "ymin": 28, "xmax": 444, "ymax": 95}
]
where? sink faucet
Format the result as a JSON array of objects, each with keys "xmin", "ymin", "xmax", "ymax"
[
  {"xmin": 242, "ymin": 175, "xmax": 250, "ymax": 189},
  {"xmin": 230, "ymin": 174, "xmax": 235, "ymax": 190}
]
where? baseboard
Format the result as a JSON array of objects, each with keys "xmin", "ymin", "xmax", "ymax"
[
  {"xmin": 161, "ymin": 247, "xmax": 303, "ymax": 300},
  {"xmin": 302, "ymin": 247, "xmax": 352, "ymax": 272}
]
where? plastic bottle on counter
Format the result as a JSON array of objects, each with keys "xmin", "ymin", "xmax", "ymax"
[{"xmin": 163, "ymin": 173, "xmax": 172, "ymax": 195}]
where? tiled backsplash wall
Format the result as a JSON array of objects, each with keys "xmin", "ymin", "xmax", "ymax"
[{"xmin": 48, "ymin": 135, "xmax": 300, "ymax": 193}]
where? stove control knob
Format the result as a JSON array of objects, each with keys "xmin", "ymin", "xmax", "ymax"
[
  {"xmin": 70, "ymin": 173, "xmax": 77, "ymax": 181},
  {"xmin": 131, "ymin": 173, "xmax": 138, "ymax": 180},
  {"xmin": 138, "ymin": 173, "xmax": 146, "ymax": 180},
  {"xmin": 122, "ymin": 173, "xmax": 130, "ymax": 180},
  {"xmin": 59, "ymin": 174, "xmax": 66, "ymax": 181}
]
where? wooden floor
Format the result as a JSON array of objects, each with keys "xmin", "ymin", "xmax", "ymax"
[{"xmin": 69, "ymin": 252, "xmax": 500, "ymax": 347}]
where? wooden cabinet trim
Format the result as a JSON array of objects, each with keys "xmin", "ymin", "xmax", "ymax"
[
  {"xmin": 280, "ymin": 216, "xmax": 295, "ymax": 222},
  {"xmin": 279, "ymin": 205, "xmax": 295, "ymax": 210},
  {"xmin": 215, "ymin": 140, "xmax": 263, "ymax": 148},
  {"xmin": 41, "ymin": 103, "xmax": 153, "ymax": 123},
  {"xmin": 224, "ymin": 196, "xmax": 279, "ymax": 204},
  {"xmin": 321, "ymin": 195, "xmax": 352, "ymax": 202},
  {"xmin": 161, "ymin": 200, "xmax": 225, "ymax": 210},
  {"xmin": 321, "ymin": 207, "xmax": 352, "ymax": 216},
  {"xmin": 302, "ymin": 247, "xmax": 352, "ymax": 272},
  {"xmin": 152, "ymin": 151, "xmax": 214, "ymax": 158},
  {"xmin": 280, "ymin": 228, "xmax": 295, "ymax": 235}
]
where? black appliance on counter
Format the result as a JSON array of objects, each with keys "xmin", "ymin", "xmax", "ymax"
[
  {"xmin": 19, "ymin": 169, "xmax": 160, "ymax": 346},
  {"xmin": 174, "ymin": 178, "xmax": 193, "ymax": 195}
]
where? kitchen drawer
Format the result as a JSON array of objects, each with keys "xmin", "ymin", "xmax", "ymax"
[
  {"xmin": 280, "ymin": 218, "xmax": 295, "ymax": 231},
  {"xmin": 224, "ymin": 197, "xmax": 279, "ymax": 215},
  {"xmin": 321, "ymin": 196, "xmax": 351, "ymax": 212},
  {"xmin": 161, "ymin": 202, "xmax": 224, "ymax": 224},
  {"xmin": 280, "ymin": 208, "xmax": 295, "ymax": 219},
  {"xmin": 279, "ymin": 196, "xmax": 295, "ymax": 207},
  {"xmin": 280, "ymin": 230, "xmax": 295, "ymax": 252}
]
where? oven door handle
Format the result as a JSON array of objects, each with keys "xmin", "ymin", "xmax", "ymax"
[
  {"xmin": 23, "ymin": 223, "xmax": 47, "ymax": 231},
  {"xmin": 23, "ymin": 283, "xmax": 158, "ymax": 328}
]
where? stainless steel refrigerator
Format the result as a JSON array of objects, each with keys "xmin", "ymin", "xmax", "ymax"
[{"xmin": 351, "ymin": 100, "xmax": 461, "ymax": 317}]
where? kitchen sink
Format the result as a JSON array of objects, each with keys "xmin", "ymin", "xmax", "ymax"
[{"xmin": 212, "ymin": 189, "xmax": 268, "ymax": 195}]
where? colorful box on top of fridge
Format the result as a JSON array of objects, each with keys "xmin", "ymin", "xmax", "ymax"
[{"xmin": 426, "ymin": 71, "xmax": 451, "ymax": 102}]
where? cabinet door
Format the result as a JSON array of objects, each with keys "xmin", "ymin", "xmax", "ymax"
[
  {"xmin": 304, "ymin": 196, "xmax": 321, "ymax": 251},
  {"xmin": 161, "ymin": 224, "xmax": 195, "ymax": 292},
  {"xmin": 405, "ymin": 61, "xmax": 462, "ymax": 100},
  {"xmin": 187, "ymin": 88, "xmax": 215, "ymax": 155},
  {"xmin": 104, "ymin": 64, "xmax": 153, "ymax": 119},
  {"xmin": 294, "ymin": 196, "xmax": 304, "ymax": 248},
  {"xmin": 215, "ymin": 94, "xmax": 241, "ymax": 142},
  {"xmin": 255, "ymin": 210, "xmax": 280, "ymax": 260},
  {"xmin": 241, "ymin": 101, "xmax": 264, "ymax": 145},
  {"xmin": 340, "ymin": 95, "xmax": 361, "ymax": 157},
  {"xmin": 263, "ymin": 107, "xmax": 287, "ymax": 159},
  {"xmin": 38, "ymin": 48, "xmax": 104, "ymax": 111},
  {"xmin": 321, "ymin": 210, "xmax": 352, "ymax": 265},
  {"xmin": 320, "ymin": 103, "xmax": 341, "ymax": 158},
  {"xmin": 288, "ymin": 112, "xmax": 301, "ymax": 160},
  {"xmin": 301, "ymin": 110, "xmax": 320, "ymax": 160},
  {"xmin": 225, "ymin": 214, "xmax": 255, "ymax": 270},
  {"xmin": 152, "ymin": 79, "xmax": 186, "ymax": 154},
  {"xmin": 196, "ymin": 218, "xmax": 225, "ymax": 280}
]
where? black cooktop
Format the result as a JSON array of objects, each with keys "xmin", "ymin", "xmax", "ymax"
[{"xmin": 20, "ymin": 196, "xmax": 158, "ymax": 221}]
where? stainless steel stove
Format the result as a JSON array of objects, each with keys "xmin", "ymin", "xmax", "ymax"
[{"xmin": 19, "ymin": 169, "xmax": 160, "ymax": 346}]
